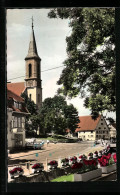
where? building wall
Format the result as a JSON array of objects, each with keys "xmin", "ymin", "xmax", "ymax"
[
  {"xmin": 78, "ymin": 131, "xmax": 95, "ymax": 141},
  {"xmin": 95, "ymin": 115, "xmax": 110, "ymax": 140},
  {"xmin": 27, "ymin": 87, "xmax": 37, "ymax": 104},
  {"xmin": 7, "ymin": 108, "xmax": 26, "ymax": 149},
  {"xmin": 109, "ymin": 125, "xmax": 116, "ymax": 138},
  {"xmin": 77, "ymin": 115, "xmax": 110, "ymax": 141},
  {"xmin": 7, "ymin": 108, "xmax": 13, "ymax": 149},
  {"xmin": 27, "ymin": 87, "xmax": 42, "ymax": 109}
]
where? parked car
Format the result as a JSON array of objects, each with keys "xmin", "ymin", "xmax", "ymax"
[
  {"xmin": 25, "ymin": 139, "xmax": 44, "ymax": 150},
  {"xmin": 33, "ymin": 142, "xmax": 44, "ymax": 150}
]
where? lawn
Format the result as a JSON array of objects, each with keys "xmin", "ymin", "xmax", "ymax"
[{"xmin": 51, "ymin": 174, "xmax": 74, "ymax": 182}]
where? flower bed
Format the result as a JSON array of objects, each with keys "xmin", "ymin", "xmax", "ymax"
[
  {"xmin": 74, "ymin": 168, "xmax": 102, "ymax": 182},
  {"xmin": 88, "ymin": 152, "xmax": 93, "ymax": 160},
  {"xmin": 78, "ymin": 154, "xmax": 87, "ymax": 162},
  {"xmin": 72, "ymin": 159, "xmax": 101, "ymax": 181},
  {"xmin": 32, "ymin": 163, "xmax": 44, "ymax": 173},
  {"xmin": 100, "ymin": 164, "xmax": 116, "ymax": 174},
  {"xmin": 48, "ymin": 160, "xmax": 58, "ymax": 169},
  {"xmin": 61, "ymin": 158, "xmax": 69, "ymax": 166},
  {"xmin": 98, "ymin": 153, "xmax": 117, "ymax": 173},
  {"xmin": 9, "ymin": 167, "xmax": 24, "ymax": 179},
  {"xmin": 69, "ymin": 156, "xmax": 77, "ymax": 165}
]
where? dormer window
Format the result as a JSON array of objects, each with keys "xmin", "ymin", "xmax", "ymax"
[
  {"xmin": 19, "ymin": 103, "xmax": 22, "ymax": 109},
  {"xmin": 14, "ymin": 101, "xmax": 17, "ymax": 108}
]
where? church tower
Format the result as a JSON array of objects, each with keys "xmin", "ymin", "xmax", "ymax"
[{"xmin": 25, "ymin": 18, "xmax": 42, "ymax": 110}]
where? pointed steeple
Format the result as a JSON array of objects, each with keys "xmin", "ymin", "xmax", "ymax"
[{"xmin": 25, "ymin": 17, "xmax": 40, "ymax": 60}]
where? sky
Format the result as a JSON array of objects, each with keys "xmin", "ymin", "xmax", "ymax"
[{"xmin": 7, "ymin": 8, "xmax": 116, "ymax": 120}]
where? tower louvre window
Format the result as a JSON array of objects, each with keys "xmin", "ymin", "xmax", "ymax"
[
  {"xmin": 29, "ymin": 63, "xmax": 32, "ymax": 77},
  {"xmin": 38, "ymin": 94, "xmax": 40, "ymax": 102},
  {"xmin": 29, "ymin": 94, "xmax": 32, "ymax": 101}
]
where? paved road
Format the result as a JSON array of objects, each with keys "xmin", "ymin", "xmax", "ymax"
[
  {"xmin": 8, "ymin": 142, "xmax": 98, "ymax": 165},
  {"xmin": 8, "ymin": 141, "xmax": 104, "ymax": 182}
]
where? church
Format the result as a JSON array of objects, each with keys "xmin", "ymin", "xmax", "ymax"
[
  {"xmin": 7, "ymin": 20, "xmax": 42, "ymax": 149},
  {"xmin": 7, "ymin": 19, "xmax": 42, "ymax": 109}
]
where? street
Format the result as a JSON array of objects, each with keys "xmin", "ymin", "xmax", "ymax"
[{"xmin": 8, "ymin": 141, "xmax": 104, "ymax": 182}]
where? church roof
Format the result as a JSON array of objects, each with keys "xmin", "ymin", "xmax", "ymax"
[
  {"xmin": 25, "ymin": 27, "xmax": 40, "ymax": 60},
  {"xmin": 75, "ymin": 115, "xmax": 101, "ymax": 132},
  {"xmin": 7, "ymin": 82, "xmax": 25, "ymax": 96}
]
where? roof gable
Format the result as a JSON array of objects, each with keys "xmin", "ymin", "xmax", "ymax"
[
  {"xmin": 7, "ymin": 82, "xmax": 25, "ymax": 96},
  {"xmin": 75, "ymin": 115, "xmax": 101, "ymax": 132},
  {"xmin": 7, "ymin": 89, "xmax": 24, "ymax": 102},
  {"xmin": 7, "ymin": 89, "xmax": 29, "ymax": 114}
]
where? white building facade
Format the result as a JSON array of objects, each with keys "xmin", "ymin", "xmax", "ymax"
[{"xmin": 76, "ymin": 115, "xmax": 110, "ymax": 141}]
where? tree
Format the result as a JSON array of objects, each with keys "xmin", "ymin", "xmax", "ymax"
[
  {"xmin": 21, "ymin": 92, "xmax": 37, "ymax": 115},
  {"xmin": 48, "ymin": 8, "xmax": 115, "ymax": 119},
  {"xmin": 21, "ymin": 92, "xmax": 39, "ymax": 136},
  {"xmin": 39, "ymin": 95, "xmax": 80, "ymax": 134}
]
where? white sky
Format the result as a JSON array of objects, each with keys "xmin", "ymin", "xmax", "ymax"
[{"xmin": 7, "ymin": 8, "xmax": 116, "ymax": 120}]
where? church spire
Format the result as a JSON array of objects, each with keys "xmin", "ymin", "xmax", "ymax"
[
  {"xmin": 25, "ymin": 17, "xmax": 40, "ymax": 60},
  {"xmin": 31, "ymin": 16, "xmax": 34, "ymax": 30}
]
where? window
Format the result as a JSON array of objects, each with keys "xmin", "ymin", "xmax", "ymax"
[
  {"xmin": 29, "ymin": 64, "xmax": 32, "ymax": 77},
  {"xmin": 18, "ymin": 117, "xmax": 22, "ymax": 128},
  {"xmin": 101, "ymin": 123, "xmax": 103, "ymax": 125},
  {"xmin": 91, "ymin": 131, "xmax": 93, "ymax": 133},
  {"xmin": 99, "ymin": 127, "xmax": 101, "ymax": 129},
  {"xmin": 91, "ymin": 135, "xmax": 93, "ymax": 137},
  {"xmin": 104, "ymin": 127, "xmax": 106, "ymax": 129},
  {"xmin": 13, "ymin": 117, "xmax": 22, "ymax": 128},
  {"xmin": 19, "ymin": 103, "xmax": 22, "ymax": 109},
  {"xmin": 29, "ymin": 94, "xmax": 32, "ymax": 101},
  {"xmin": 37, "ymin": 64, "xmax": 40, "ymax": 77},
  {"xmin": 38, "ymin": 94, "xmax": 40, "ymax": 102},
  {"xmin": 13, "ymin": 117, "xmax": 17, "ymax": 128}
]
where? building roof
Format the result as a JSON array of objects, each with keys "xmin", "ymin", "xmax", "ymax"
[
  {"xmin": 7, "ymin": 89, "xmax": 29, "ymax": 114},
  {"xmin": 7, "ymin": 89, "xmax": 24, "ymax": 102},
  {"xmin": 25, "ymin": 27, "xmax": 40, "ymax": 60},
  {"xmin": 75, "ymin": 115, "xmax": 101, "ymax": 132},
  {"xmin": 7, "ymin": 82, "xmax": 25, "ymax": 96}
]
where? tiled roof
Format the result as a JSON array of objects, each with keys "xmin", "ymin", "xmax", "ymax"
[
  {"xmin": 7, "ymin": 89, "xmax": 29, "ymax": 114},
  {"xmin": 7, "ymin": 82, "xmax": 25, "ymax": 96},
  {"xmin": 75, "ymin": 115, "xmax": 101, "ymax": 132},
  {"xmin": 7, "ymin": 89, "xmax": 24, "ymax": 102}
]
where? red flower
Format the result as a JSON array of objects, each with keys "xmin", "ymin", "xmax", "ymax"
[
  {"xmin": 71, "ymin": 162, "xmax": 83, "ymax": 169},
  {"xmin": 113, "ymin": 153, "xmax": 117, "ymax": 163},
  {"xmin": 98, "ymin": 155, "xmax": 110, "ymax": 167},
  {"xmin": 48, "ymin": 160, "xmax": 58, "ymax": 166},
  {"xmin": 32, "ymin": 163, "xmax": 43, "ymax": 169},
  {"xmin": 9, "ymin": 167, "xmax": 23, "ymax": 175}
]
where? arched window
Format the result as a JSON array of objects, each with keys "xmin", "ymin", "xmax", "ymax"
[
  {"xmin": 29, "ymin": 64, "xmax": 32, "ymax": 77},
  {"xmin": 29, "ymin": 94, "xmax": 32, "ymax": 101}
]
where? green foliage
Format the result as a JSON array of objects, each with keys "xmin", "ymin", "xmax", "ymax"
[
  {"xmin": 48, "ymin": 8, "xmax": 115, "ymax": 119},
  {"xmin": 39, "ymin": 95, "xmax": 80, "ymax": 134},
  {"xmin": 21, "ymin": 92, "xmax": 44, "ymax": 135},
  {"xmin": 21, "ymin": 92, "xmax": 37, "ymax": 115}
]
